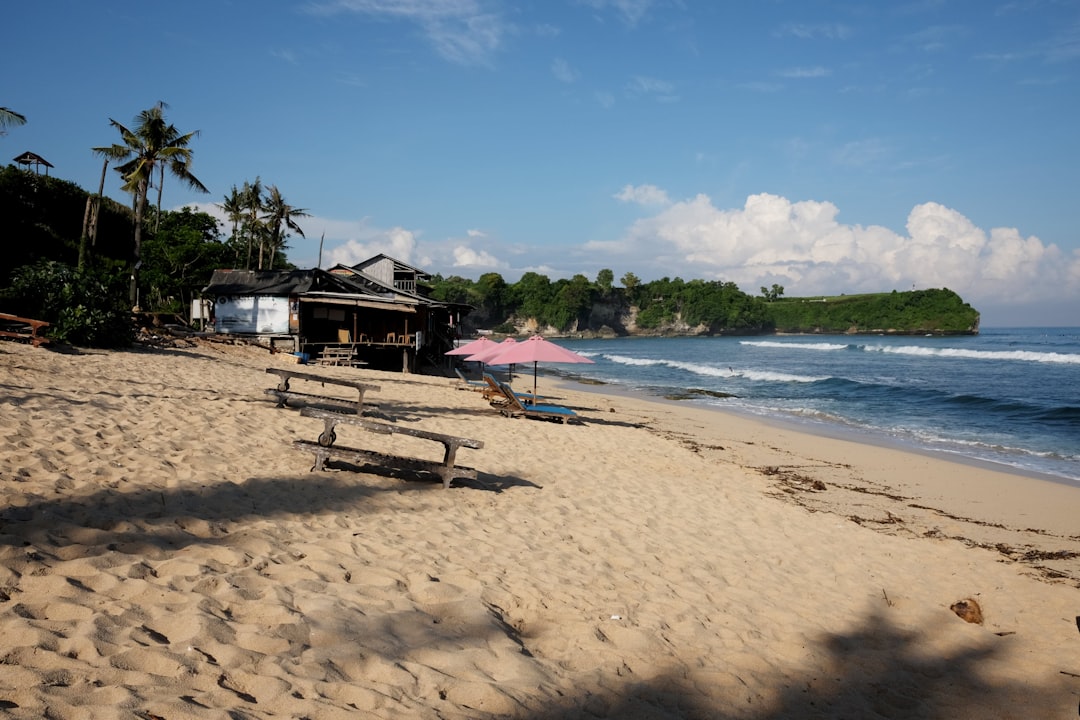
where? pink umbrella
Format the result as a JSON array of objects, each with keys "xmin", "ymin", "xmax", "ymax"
[
  {"xmin": 445, "ymin": 336, "xmax": 495, "ymax": 357},
  {"xmin": 465, "ymin": 338, "xmax": 519, "ymax": 380},
  {"xmin": 482, "ymin": 335, "xmax": 594, "ymax": 399},
  {"xmin": 465, "ymin": 337, "xmax": 517, "ymax": 364}
]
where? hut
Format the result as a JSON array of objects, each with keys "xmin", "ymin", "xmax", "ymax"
[{"xmin": 201, "ymin": 258, "xmax": 470, "ymax": 372}]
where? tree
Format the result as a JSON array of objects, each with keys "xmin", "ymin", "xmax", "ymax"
[
  {"xmin": 240, "ymin": 177, "xmax": 264, "ymax": 269},
  {"xmin": 218, "ymin": 184, "xmax": 245, "ymax": 264},
  {"xmin": 596, "ymin": 268, "xmax": 614, "ymax": 294},
  {"xmin": 93, "ymin": 102, "xmax": 208, "ymax": 306},
  {"xmin": 261, "ymin": 184, "xmax": 308, "ymax": 269},
  {"xmin": 760, "ymin": 283, "xmax": 784, "ymax": 302},
  {"xmin": 0, "ymin": 107, "xmax": 27, "ymax": 136},
  {"xmin": 141, "ymin": 207, "xmax": 230, "ymax": 313}
]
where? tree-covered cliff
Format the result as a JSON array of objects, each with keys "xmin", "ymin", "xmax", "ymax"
[{"xmin": 427, "ymin": 271, "xmax": 980, "ymax": 336}]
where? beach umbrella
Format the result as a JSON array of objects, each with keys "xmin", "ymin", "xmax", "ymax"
[
  {"xmin": 444, "ymin": 336, "xmax": 495, "ymax": 357},
  {"xmin": 482, "ymin": 335, "xmax": 594, "ymax": 399},
  {"xmin": 466, "ymin": 338, "xmax": 518, "ymax": 380},
  {"xmin": 445, "ymin": 336, "xmax": 496, "ymax": 374}
]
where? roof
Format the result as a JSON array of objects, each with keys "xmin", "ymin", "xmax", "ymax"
[
  {"xmin": 202, "ymin": 268, "xmax": 386, "ymax": 297},
  {"xmin": 12, "ymin": 151, "xmax": 54, "ymax": 168},
  {"xmin": 352, "ymin": 254, "xmax": 432, "ymax": 280}
]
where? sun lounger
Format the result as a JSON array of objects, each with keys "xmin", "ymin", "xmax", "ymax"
[
  {"xmin": 482, "ymin": 373, "xmax": 546, "ymax": 406},
  {"xmin": 452, "ymin": 367, "xmax": 487, "ymax": 392},
  {"xmin": 493, "ymin": 381, "xmax": 578, "ymax": 424}
]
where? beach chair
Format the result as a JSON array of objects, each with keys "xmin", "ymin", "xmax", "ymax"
[
  {"xmin": 494, "ymin": 381, "xmax": 578, "ymax": 424},
  {"xmin": 453, "ymin": 367, "xmax": 487, "ymax": 392},
  {"xmin": 482, "ymin": 373, "xmax": 547, "ymax": 406}
]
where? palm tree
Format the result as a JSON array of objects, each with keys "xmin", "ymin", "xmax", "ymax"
[
  {"xmin": 0, "ymin": 107, "xmax": 27, "ymax": 136},
  {"xmin": 93, "ymin": 102, "xmax": 208, "ymax": 306},
  {"xmin": 218, "ymin": 184, "xmax": 245, "ymax": 264},
  {"xmin": 261, "ymin": 185, "xmax": 308, "ymax": 269},
  {"xmin": 238, "ymin": 178, "xmax": 265, "ymax": 270}
]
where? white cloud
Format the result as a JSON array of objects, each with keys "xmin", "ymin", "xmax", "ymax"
[
  {"xmin": 832, "ymin": 138, "xmax": 891, "ymax": 167},
  {"xmin": 776, "ymin": 23, "xmax": 852, "ymax": 40},
  {"xmin": 309, "ymin": 0, "xmax": 507, "ymax": 66},
  {"xmin": 551, "ymin": 57, "xmax": 579, "ymax": 83},
  {"xmin": 777, "ymin": 66, "xmax": 831, "ymax": 78},
  {"xmin": 602, "ymin": 191, "xmax": 1079, "ymax": 311},
  {"xmin": 627, "ymin": 75, "xmax": 676, "ymax": 97},
  {"xmin": 466, "ymin": 228, "xmax": 487, "ymax": 238},
  {"xmin": 325, "ymin": 226, "xmax": 420, "ymax": 267},
  {"xmin": 452, "ymin": 245, "xmax": 504, "ymax": 269},
  {"xmin": 613, "ymin": 183, "xmax": 671, "ymax": 206},
  {"xmin": 577, "ymin": 0, "xmax": 654, "ymax": 27}
]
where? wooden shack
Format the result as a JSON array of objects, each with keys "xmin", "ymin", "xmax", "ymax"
[{"xmin": 201, "ymin": 257, "xmax": 470, "ymax": 372}]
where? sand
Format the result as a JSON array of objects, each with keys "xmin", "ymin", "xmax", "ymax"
[{"xmin": 1, "ymin": 337, "xmax": 1078, "ymax": 719}]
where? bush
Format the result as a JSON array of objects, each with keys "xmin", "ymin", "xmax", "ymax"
[{"xmin": 1, "ymin": 260, "xmax": 133, "ymax": 347}]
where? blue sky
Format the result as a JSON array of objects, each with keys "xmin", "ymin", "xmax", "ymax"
[{"xmin": 5, "ymin": 0, "xmax": 1079, "ymax": 325}]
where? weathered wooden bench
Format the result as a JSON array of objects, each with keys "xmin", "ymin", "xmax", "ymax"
[
  {"xmin": 264, "ymin": 367, "xmax": 379, "ymax": 415},
  {"xmin": 0, "ymin": 313, "xmax": 50, "ymax": 347},
  {"xmin": 294, "ymin": 406, "xmax": 483, "ymax": 489}
]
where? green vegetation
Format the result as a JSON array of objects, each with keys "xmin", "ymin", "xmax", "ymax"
[
  {"xmin": 1, "ymin": 260, "xmax": 133, "ymax": 347},
  {"xmin": 1, "ymin": 102, "xmax": 301, "ymax": 346},
  {"xmin": 765, "ymin": 289, "xmax": 980, "ymax": 334},
  {"xmin": 93, "ymin": 102, "xmax": 209, "ymax": 304},
  {"xmin": 429, "ymin": 270, "xmax": 979, "ymax": 336}
]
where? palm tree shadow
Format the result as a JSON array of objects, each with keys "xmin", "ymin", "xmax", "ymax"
[{"xmin": 514, "ymin": 608, "xmax": 1073, "ymax": 719}]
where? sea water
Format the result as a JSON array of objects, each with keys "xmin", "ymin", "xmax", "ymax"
[{"xmin": 549, "ymin": 328, "xmax": 1080, "ymax": 485}]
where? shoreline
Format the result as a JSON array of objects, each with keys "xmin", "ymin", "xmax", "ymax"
[
  {"xmin": 547, "ymin": 361, "xmax": 1080, "ymax": 489},
  {"xmin": 543, "ymin": 373, "xmax": 1080, "ymax": 560},
  {"xmin": 556, "ymin": 371, "xmax": 1080, "ymax": 489}
]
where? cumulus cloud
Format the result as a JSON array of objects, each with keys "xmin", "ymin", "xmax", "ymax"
[
  {"xmin": 613, "ymin": 183, "xmax": 671, "ymax": 206},
  {"xmin": 452, "ymin": 245, "xmax": 504, "ymax": 269},
  {"xmin": 602, "ymin": 191, "xmax": 1078, "ymax": 310},
  {"xmin": 325, "ymin": 226, "xmax": 421, "ymax": 267}
]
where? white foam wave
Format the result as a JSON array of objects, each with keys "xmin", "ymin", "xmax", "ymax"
[
  {"xmin": 601, "ymin": 354, "xmax": 824, "ymax": 383},
  {"xmin": 864, "ymin": 345, "xmax": 1080, "ymax": 364},
  {"xmin": 740, "ymin": 340, "xmax": 848, "ymax": 351}
]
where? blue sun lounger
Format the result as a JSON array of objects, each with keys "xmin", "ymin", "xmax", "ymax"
[
  {"xmin": 494, "ymin": 381, "xmax": 578, "ymax": 424},
  {"xmin": 482, "ymin": 373, "xmax": 549, "ymax": 406},
  {"xmin": 453, "ymin": 367, "xmax": 487, "ymax": 391}
]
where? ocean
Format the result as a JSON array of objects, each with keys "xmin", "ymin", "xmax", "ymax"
[{"xmin": 546, "ymin": 327, "xmax": 1080, "ymax": 486}]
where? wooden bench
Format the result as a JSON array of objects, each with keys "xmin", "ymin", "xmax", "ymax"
[
  {"xmin": 295, "ymin": 406, "xmax": 483, "ymax": 489},
  {"xmin": 264, "ymin": 367, "xmax": 379, "ymax": 415},
  {"xmin": 0, "ymin": 313, "xmax": 50, "ymax": 347}
]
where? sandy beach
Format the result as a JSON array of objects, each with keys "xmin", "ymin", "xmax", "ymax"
[{"xmin": 1, "ymin": 337, "xmax": 1078, "ymax": 719}]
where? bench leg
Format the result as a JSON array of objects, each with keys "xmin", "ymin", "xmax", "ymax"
[
  {"xmin": 318, "ymin": 418, "xmax": 338, "ymax": 447},
  {"xmin": 441, "ymin": 444, "xmax": 460, "ymax": 489},
  {"xmin": 310, "ymin": 447, "xmax": 330, "ymax": 472}
]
